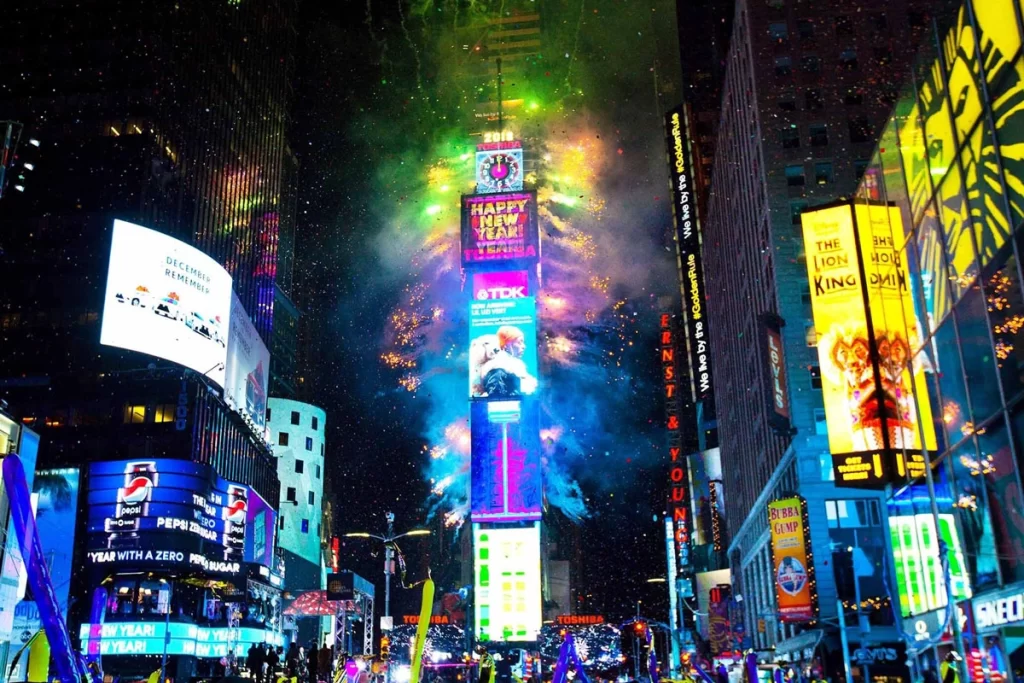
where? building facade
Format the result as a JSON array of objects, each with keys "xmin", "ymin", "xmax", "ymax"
[
  {"xmin": 699, "ymin": 0, "xmax": 951, "ymax": 670},
  {"xmin": 831, "ymin": 0, "xmax": 1024, "ymax": 678}
]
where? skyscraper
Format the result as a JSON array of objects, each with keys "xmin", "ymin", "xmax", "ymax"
[{"xmin": 697, "ymin": 0, "xmax": 953, "ymax": 661}]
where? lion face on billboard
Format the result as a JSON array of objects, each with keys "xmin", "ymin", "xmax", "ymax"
[{"xmin": 821, "ymin": 326, "xmax": 918, "ymax": 450}]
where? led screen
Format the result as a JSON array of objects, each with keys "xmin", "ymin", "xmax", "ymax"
[
  {"xmin": 470, "ymin": 400, "xmax": 542, "ymax": 522},
  {"xmin": 473, "ymin": 523, "xmax": 541, "ymax": 642},
  {"xmin": 469, "ymin": 297, "xmax": 538, "ymax": 398},
  {"xmin": 224, "ymin": 292, "xmax": 270, "ymax": 431},
  {"xmin": 461, "ymin": 192, "xmax": 538, "ymax": 266},
  {"xmin": 768, "ymin": 497, "xmax": 815, "ymax": 622},
  {"xmin": 85, "ymin": 459, "xmax": 250, "ymax": 575},
  {"xmin": 79, "ymin": 622, "xmax": 284, "ymax": 658},
  {"xmin": 245, "ymin": 487, "xmax": 276, "ymax": 567},
  {"xmin": 101, "ymin": 220, "xmax": 232, "ymax": 386},
  {"xmin": 471, "ymin": 271, "xmax": 529, "ymax": 301},
  {"xmin": 475, "ymin": 147, "xmax": 524, "ymax": 193},
  {"xmin": 688, "ymin": 448, "xmax": 725, "ymax": 549},
  {"xmin": 801, "ymin": 204, "xmax": 935, "ymax": 488},
  {"xmin": 11, "ymin": 468, "xmax": 80, "ymax": 679},
  {"xmin": 890, "ymin": 513, "xmax": 971, "ymax": 617}
]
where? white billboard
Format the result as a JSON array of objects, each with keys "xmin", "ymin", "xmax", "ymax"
[
  {"xmin": 473, "ymin": 523, "xmax": 542, "ymax": 642},
  {"xmin": 100, "ymin": 220, "xmax": 232, "ymax": 386},
  {"xmin": 224, "ymin": 292, "xmax": 270, "ymax": 431}
]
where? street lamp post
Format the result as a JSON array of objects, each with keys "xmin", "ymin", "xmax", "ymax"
[{"xmin": 344, "ymin": 513, "xmax": 431, "ymax": 683}]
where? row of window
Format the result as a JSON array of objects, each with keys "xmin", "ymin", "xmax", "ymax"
[
  {"xmin": 278, "ymin": 513, "xmax": 318, "ymax": 537},
  {"xmin": 284, "ymin": 486, "xmax": 317, "ymax": 505},
  {"xmin": 276, "ymin": 431, "xmax": 321, "ymax": 455},
  {"xmin": 773, "ymin": 49, "xmax": 884, "ymax": 77},
  {"xmin": 291, "ymin": 458, "xmax": 321, "ymax": 478},
  {"xmin": 785, "ymin": 161, "xmax": 833, "ymax": 187},
  {"xmin": 765, "ymin": 13, "xmax": 896, "ymax": 40},
  {"xmin": 123, "ymin": 403, "xmax": 178, "ymax": 424},
  {"xmin": 266, "ymin": 408, "xmax": 319, "ymax": 431},
  {"xmin": 777, "ymin": 118, "xmax": 874, "ymax": 150}
]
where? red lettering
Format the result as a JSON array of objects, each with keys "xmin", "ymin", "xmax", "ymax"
[
  {"xmin": 670, "ymin": 466, "xmax": 685, "ymax": 482},
  {"xmin": 674, "ymin": 507, "xmax": 687, "ymax": 522},
  {"xmin": 670, "ymin": 447, "xmax": 681, "ymax": 461},
  {"xmin": 665, "ymin": 383, "xmax": 676, "ymax": 399},
  {"xmin": 664, "ymin": 366, "xmax": 675, "ymax": 381},
  {"xmin": 662, "ymin": 348, "xmax": 674, "ymax": 363},
  {"xmin": 660, "ymin": 314, "xmax": 671, "ymax": 328},
  {"xmin": 667, "ymin": 415, "xmax": 679, "ymax": 430},
  {"xmin": 671, "ymin": 487, "xmax": 686, "ymax": 501},
  {"xmin": 661, "ymin": 331, "xmax": 671, "ymax": 345}
]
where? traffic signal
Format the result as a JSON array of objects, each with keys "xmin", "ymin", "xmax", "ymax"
[{"xmin": 380, "ymin": 636, "xmax": 390, "ymax": 659}]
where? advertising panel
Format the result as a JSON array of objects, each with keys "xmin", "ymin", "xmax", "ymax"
[
  {"xmin": 768, "ymin": 497, "xmax": 816, "ymax": 622},
  {"xmin": 100, "ymin": 220, "xmax": 232, "ymax": 386},
  {"xmin": 473, "ymin": 523, "xmax": 542, "ymax": 642},
  {"xmin": 760, "ymin": 313, "xmax": 791, "ymax": 435},
  {"xmin": 470, "ymin": 400, "xmax": 542, "ymax": 522},
  {"xmin": 85, "ymin": 459, "xmax": 250, "ymax": 575},
  {"xmin": 244, "ymin": 487, "xmax": 276, "ymax": 568},
  {"xmin": 461, "ymin": 192, "xmax": 538, "ymax": 266},
  {"xmin": 79, "ymin": 622, "xmax": 284, "ymax": 658},
  {"xmin": 224, "ymin": 292, "xmax": 270, "ymax": 432},
  {"xmin": 471, "ymin": 271, "xmax": 529, "ymax": 301},
  {"xmin": 665, "ymin": 106, "xmax": 715, "ymax": 413},
  {"xmin": 688, "ymin": 448, "xmax": 724, "ymax": 551},
  {"xmin": 660, "ymin": 314, "xmax": 691, "ymax": 580},
  {"xmin": 469, "ymin": 297, "xmax": 538, "ymax": 398},
  {"xmin": 10, "ymin": 468, "xmax": 79, "ymax": 679},
  {"xmin": 801, "ymin": 203, "xmax": 934, "ymax": 488},
  {"xmin": 476, "ymin": 144, "xmax": 524, "ymax": 194},
  {"xmin": 890, "ymin": 513, "xmax": 971, "ymax": 617}
]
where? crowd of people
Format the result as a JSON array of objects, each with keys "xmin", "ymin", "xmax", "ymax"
[{"xmin": 244, "ymin": 641, "xmax": 340, "ymax": 683}]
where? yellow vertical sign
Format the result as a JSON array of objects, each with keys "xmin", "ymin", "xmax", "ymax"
[
  {"xmin": 768, "ymin": 497, "xmax": 814, "ymax": 621},
  {"xmin": 801, "ymin": 203, "xmax": 935, "ymax": 487}
]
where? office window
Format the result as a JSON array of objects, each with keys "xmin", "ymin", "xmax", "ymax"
[
  {"xmin": 775, "ymin": 56, "xmax": 792, "ymax": 77},
  {"xmin": 814, "ymin": 409, "xmax": 827, "ymax": 435},
  {"xmin": 316, "ymin": 464, "xmax": 321, "ymax": 479},
  {"xmin": 810, "ymin": 365, "xmax": 822, "ymax": 389},
  {"xmin": 873, "ymin": 47, "xmax": 892, "ymax": 66},
  {"xmin": 848, "ymin": 116, "xmax": 872, "ymax": 143},
  {"xmin": 767, "ymin": 0, "xmax": 784, "ymax": 8},
  {"xmin": 810, "ymin": 124, "xmax": 828, "ymax": 147},
  {"xmin": 786, "ymin": 164, "xmax": 805, "ymax": 187},
  {"xmin": 839, "ymin": 49, "xmax": 858, "ymax": 70},
  {"xmin": 266, "ymin": 408, "xmax": 272, "ymax": 422},
  {"xmin": 801, "ymin": 55, "xmax": 821, "ymax": 73},
  {"xmin": 290, "ymin": 411, "xmax": 300, "ymax": 425},
  {"xmin": 805, "ymin": 89, "xmax": 824, "ymax": 110},
  {"xmin": 797, "ymin": 19, "xmax": 814, "ymax": 40},
  {"xmin": 279, "ymin": 515, "xmax": 285, "ymax": 530},
  {"xmin": 286, "ymin": 487, "xmax": 297, "ymax": 503},
  {"xmin": 278, "ymin": 432, "xmax": 289, "ymax": 446},
  {"xmin": 780, "ymin": 127, "xmax": 800, "ymax": 149},
  {"xmin": 769, "ymin": 22, "xmax": 789, "ymax": 45},
  {"xmin": 308, "ymin": 491, "xmax": 315, "ymax": 506},
  {"xmin": 295, "ymin": 459, "xmax": 304, "ymax": 474},
  {"xmin": 301, "ymin": 519, "xmax": 310, "ymax": 534},
  {"xmin": 815, "ymin": 161, "xmax": 833, "ymax": 184},
  {"xmin": 826, "ymin": 499, "xmax": 881, "ymax": 528},
  {"xmin": 778, "ymin": 93, "xmax": 797, "ymax": 111},
  {"xmin": 304, "ymin": 437, "xmax": 312, "ymax": 451},
  {"xmin": 124, "ymin": 404, "xmax": 146, "ymax": 424},
  {"xmin": 312, "ymin": 415, "xmax": 319, "ymax": 431},
  {"xmin": 153, "ymin": 404, "xmax": 175, "ymax": 423},
  {"xmin": 844, "ymin": 89, "xmax": 864, "ymax": 106},
  {"xmin": 321, "ymin": 443, "xmax": 325, "ymax": 457},
  {"xmin": 854, "ymin": 159, "xmax": 870, "ymax": 179},
  {"xmin": 908, "ymin": 11, "xmax": 926, "ymax": 27},
  {"xmin": 791, "ymin": 201, "xmax": 808, "ymax": 225},
  {"xmin": 834, "ymin": 16, "xmax": 853, "ymax": 36},
  {"xmin": 870, "ymin": 12, "xmax": 887, "ymax": 31}
]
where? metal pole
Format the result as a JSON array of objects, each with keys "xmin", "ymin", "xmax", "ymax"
[
  {"xmin": 161, "ymin": 581, "xmax": 173, "ymax": 683},
  {"xmin": 838, "ymin": 599, "xmax": 853, "ymax": 683},
  {"xmin": 853, "ymin": 530, "xmax": 868, "ymax": 683}
]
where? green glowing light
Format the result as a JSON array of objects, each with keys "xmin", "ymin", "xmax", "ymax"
[
  {"xmin": 551, "ymin": 193, "xmax": 577, "ymax": 208},
  {"xmin": 529, "ymin": 101, "xmax": 540, "ymax": 111},
  {"xmin": 426, "ymin": 205, "xmax": 443, "ymax": 216}
]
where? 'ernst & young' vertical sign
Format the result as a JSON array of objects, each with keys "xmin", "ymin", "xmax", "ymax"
[
  {"xmin": 660, "ymin": 313, "xmax": 690, "ymax": 574},
  {"xmin": 666, "ymin": 106, "xmax": 714, "ymax": 413}
]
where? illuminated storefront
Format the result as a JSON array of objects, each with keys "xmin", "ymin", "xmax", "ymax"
[{"xmin": 846, "ymin": 1, "xmax": 1024, "ymax": 679}]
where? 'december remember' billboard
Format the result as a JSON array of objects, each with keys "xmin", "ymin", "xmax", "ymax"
[
  {"xmin": 461, "ymin": 192, "xmax": 538, "ymax": 267},
  {"xmin": 101, "ymin": 220, "xmax": 232, "ymax": 387}
]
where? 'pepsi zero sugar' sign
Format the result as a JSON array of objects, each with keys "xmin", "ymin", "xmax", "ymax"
[
  {"xmin": 86, "ymin": 459, "xmax": 255, "ymax": 573},
  {"xmin": 472, "ymin": 271, "xmax": 529, "ymax": 301}
]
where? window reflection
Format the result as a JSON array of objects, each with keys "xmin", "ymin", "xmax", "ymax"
[
  {"xmin": 933, "ymin": 317, "xmax": 971, "ymax": 446},
  {"xmin": 946, "ymin": 439, "xmax": 1000, "ymax": 592},
  {"xmin": 955, "ymin": 280, "xmax": 1002, "ymax": 421},
  {"xmin": 979, "ymin": 414, "xmax": 1024, "ymax": 584},
  {"xmin": 984, "ymin": 245, "xmax": 1024, "ymax": 403}
]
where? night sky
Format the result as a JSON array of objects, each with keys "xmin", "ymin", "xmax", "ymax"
[{"xmin": 289, "ymin": 0, "xmax": 682, "ymax": 622}]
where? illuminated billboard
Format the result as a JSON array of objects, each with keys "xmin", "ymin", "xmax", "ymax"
[
  {"xmin": 469, "ymin": 297, "xmax": 538, "ymax": 398},
  {"xmin": 665, "ymin": 106, "xmax": 715, "ymax": 415},
  {"xmin": 100, "ymin": 220, "xmax": 232, "ymax": 386},
  {"xmin": 79, "ymin": 622, "xmax": 284, "ymax": 658},
  {"xmin": 688, "ymin": 448, "xmax": 724, "ymax": 551},
  {"xmin": 475, "ymin": 143, "xmax": 524, "ymax": 193},
  {"xmin": 890, "ymin": 513, "xmax": 971, "ymax": 617},
  {"xmin": 473, "ymin": 523, "xmax": 542, "ymax": 642},
  {"xmin": 11, "ymin": 467, "xmax": 80, "ymax": 678},
  {"xmin": 768, "ymin": 496, "xmax": 816, "ymax": 622},
  {"xmin": 461, "ymin": 192, "xmax": 538, "ymax": 266},
  {"xmin": 801, "ymin": 203, "xmax": 935, "ymax": 488},
  {"xmin": 85, "ymin": 459, "xmax": 255, "ymax": 575},
  {"xmin": 244, "ymin": 487, "xmax": 277, "ymax": 567},
  {"xmin": 471, "ymin": 271, "xmax": 529, "ymax": 301},
  {"xmin": 470, "ymin": 400, "xmax": 542, "ymax": 522},
  {"xmin": 760, "ymin": 313, "xmax": 791, "ymax": 435},
  {"xmin": 224, "ymin": 292, "xmax": 270, "ymax": 432}
]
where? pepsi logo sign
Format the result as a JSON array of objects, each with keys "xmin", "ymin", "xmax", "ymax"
[
  {"xmin": 226, "ymin": 499, "xmax": 247, "ymax": 524},
  {"xmin": 119, "ymin": 476, "xmax": 154, "ymax": 504}
]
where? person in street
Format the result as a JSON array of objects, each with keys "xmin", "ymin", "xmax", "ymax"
[
  {"xmin": 249, "ymin": 643, "xmax": 265, "ymax": 680},
  {"xmin": 940, "ymin": 651, "xmax": 962, "ymax": 683},
  {"xmin": 318, "ymin": 643, "xmax": 333, "ymax": 682},
  {"xmin": 308, "ymin": 642, "xmax": 320, "ymax": 683},
  {"xmin": 287, "ymin": 642, "xmax": 301, "ymax": 679},
  {"xmin": 477, "ymin": 646, "xmax": 495, "ymax": 683}
]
